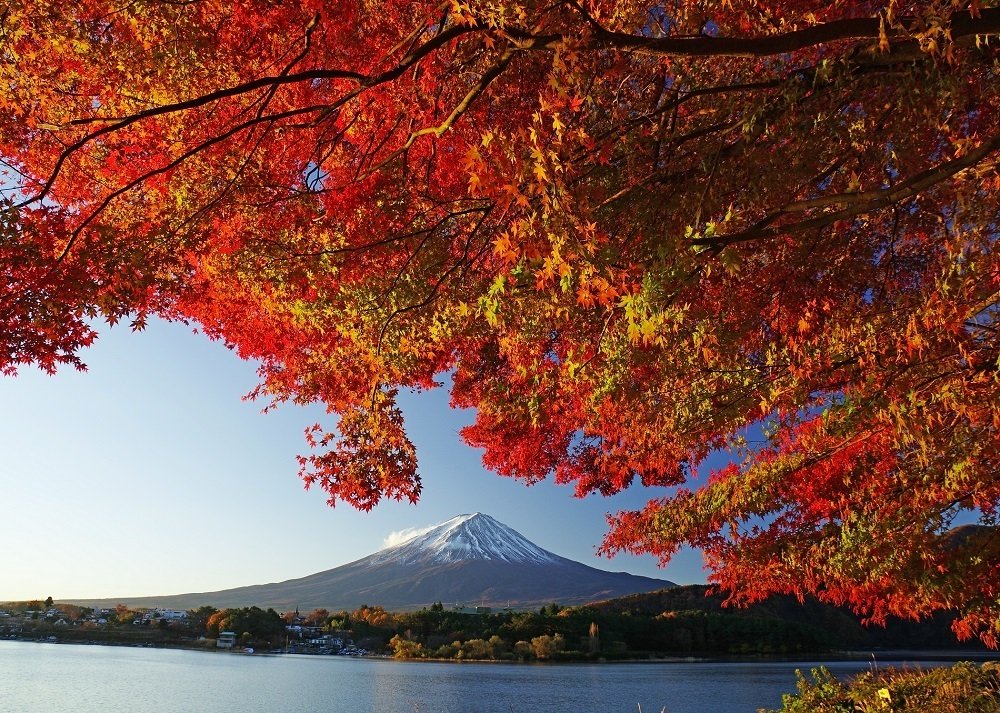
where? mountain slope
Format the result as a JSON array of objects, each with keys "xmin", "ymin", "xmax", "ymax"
[{"xmin": 71, "ymin": 513, "xmax": 673, "ymax": 611}]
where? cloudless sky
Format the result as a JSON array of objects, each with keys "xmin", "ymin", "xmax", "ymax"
[{"xmin": 0, "ymin": 318, "xmax": 709, "ymax": 603}]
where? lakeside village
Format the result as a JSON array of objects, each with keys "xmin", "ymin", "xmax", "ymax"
[
  {"xmin": 2, "ymin": 587, "xmax": 991, "ymax": 663},
  {"xmin": 0, "ymin": 601, "xmax": 371, "ymax": 656},
  {"xmin": 0, "ymin": 599, "xmax": 596, "ymax": 661}
]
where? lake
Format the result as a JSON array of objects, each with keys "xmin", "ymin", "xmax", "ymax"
[{"xmin": 0, "ymin": 640, "xmax": 966, "ymax": 712}]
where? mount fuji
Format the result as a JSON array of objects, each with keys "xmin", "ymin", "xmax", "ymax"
[{"xmin": 75, "ymin": 513, "xmax": 674, "ymax": 611}]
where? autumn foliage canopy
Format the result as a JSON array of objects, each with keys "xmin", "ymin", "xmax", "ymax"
[{"xmin": 2, "ymin": 1, "xmax": 999, "ymax": 642}]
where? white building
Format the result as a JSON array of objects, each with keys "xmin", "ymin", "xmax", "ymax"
[{"xmin": 155, "ymin": 609, "xmax": 188, "ymax": 620}]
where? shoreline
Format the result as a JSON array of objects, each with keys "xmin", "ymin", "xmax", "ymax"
[{"xmin": 3, "ymin": 635, "xmax": 992, "ymax": 667}]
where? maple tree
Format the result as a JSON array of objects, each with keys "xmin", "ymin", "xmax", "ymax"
[{"xmin": 2, "ymin": 1, "xmax": 1000, "ymax": 642}]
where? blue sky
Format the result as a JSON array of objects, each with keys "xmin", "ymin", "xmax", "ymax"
[{"xmin": 0, "ymin": 318, "xmax": 707, "ymax": 603}]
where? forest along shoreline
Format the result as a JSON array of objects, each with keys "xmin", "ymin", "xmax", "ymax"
[{"xmin": 2, "ymin": 586, "xmax": 993, "ymax": 663}]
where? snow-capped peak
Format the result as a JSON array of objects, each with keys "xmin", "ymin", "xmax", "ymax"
[{"xmin": 373, "ymin": 513, "xmax": 558, "ymax": 565}]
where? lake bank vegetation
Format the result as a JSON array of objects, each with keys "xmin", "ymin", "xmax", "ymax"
[
  {"xmin": 2, "ymin": 587, "xmax": 989, "ymax": 661},
  {"xmin": 769, "ymin": 661, "xmax": 1000, "ymax": 713}
]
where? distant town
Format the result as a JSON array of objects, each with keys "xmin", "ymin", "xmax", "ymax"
[{"xmin": 0, "ymin": 600, "xmax": 371, "ymax": 657}]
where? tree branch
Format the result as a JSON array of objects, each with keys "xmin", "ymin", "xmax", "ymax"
[
  {"xmin": 513, "ymin": 8, "xmax": 1000, "ymax": 59},
  {"xmin": 361, "ymin": 49, "xmax": 515, "ymax": 178},
  {"xmin": 53, "ymin": 104, "xmax": 330, "ymax": 265},
  {"xmin": 22, "ymin": 24, "xmax": 474, "ymax": 209},
  {"xmin": 694, "ymin": 133, "xmax": 1000, "ymax": 248}
]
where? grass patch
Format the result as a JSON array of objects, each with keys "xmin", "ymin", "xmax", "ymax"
[{"xmin": 767, "ymin": 661, "xmax": 1000, "ymax": 713}]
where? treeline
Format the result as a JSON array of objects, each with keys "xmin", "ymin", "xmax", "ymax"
[
  {"xmin": 586, "ymin": 586, "xmax": 982, "ymax": 651},
  {"xmin": 290, "ymin": 599, "xmax": 842, "ymax": 660},
  {"xmin": 205, "ymin": 606, "xmax": 284, "ymax": 646},
  {"xmin": 385, "ymin": 605, "xmax": 828, "ymax": 660},
  {"xmin": 5, "ymin": 585, "xmax": 985, "ymax": 659},
  {"xmin": 299, "ymin": 586, "xmax": 988, "ymax": 660}
]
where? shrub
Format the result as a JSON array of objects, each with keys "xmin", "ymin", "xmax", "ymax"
[{"xmin": 768, "ymin": 662, "xmax": 1000, "ymax": 713}]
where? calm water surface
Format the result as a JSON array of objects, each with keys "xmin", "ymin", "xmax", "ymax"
[{"xmin": 0, "ymin": 640, "xmax": 954, "ymax": 713}]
